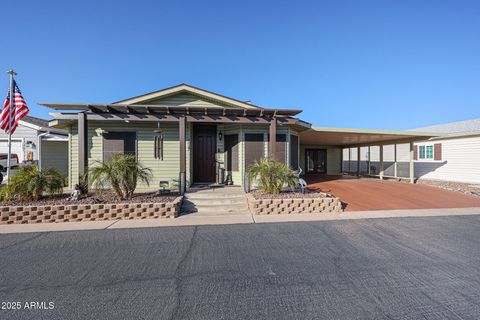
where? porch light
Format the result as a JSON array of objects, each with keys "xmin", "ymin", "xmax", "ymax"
[{"xmin": 218, "ymin": 132, "xmax": 223, "ymax": 141}]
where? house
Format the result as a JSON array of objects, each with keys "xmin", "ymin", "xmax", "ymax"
[
  {"xmin": 408, "ymin": 118, "xmax": 480, "ymax": 184},
  {"xmin": 43, "ymin": 84, "xmax": 436, "ymax": 192},
  {"xmin": 0, "ymin": 116, "xmax": 68, "ymax": 175}
]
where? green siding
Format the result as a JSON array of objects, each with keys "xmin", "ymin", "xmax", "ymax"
[
  {"xmin": 147, "ymin": 93, "xmax": 235, "ymax": 108},
  {"xmin": 67, "ymin": 121, "xmax": 299, "ymax": 190},
  {"xmin": 69, "ymin": 122, "xmax": 191, "ymax": 190}
]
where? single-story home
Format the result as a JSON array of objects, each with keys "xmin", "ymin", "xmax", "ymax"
[
  {"xmin": 410, "ymin": 118, "xmax": 480, "ymax": 184},
  {"xmin": 0, "ymin": 115, "xmax": 68, "ymax": 175},
  {"xmin": 42, "ymin": 84, "xmax": 437, "ymax": 193}
]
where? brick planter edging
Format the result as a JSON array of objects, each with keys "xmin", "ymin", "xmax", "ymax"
[
  {"xmin": 0, "ymin": 196, "xmax": 183, "ymax": 224},
  {"xmin": 246, "ymin": 193, "xmax": 342, "ymax": 215}
]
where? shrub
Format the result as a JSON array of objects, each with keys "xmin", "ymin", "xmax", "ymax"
[
  {"xmin": 0, "ymin": 165, "xmax": 65, "ymax": 202},
  {"xmin": 89, "ymin": 154, "xmax": 152, "ymax": 200},
  {"xmin": 248, "ymin": 157, "xmax": 297, "ymax": 194}
]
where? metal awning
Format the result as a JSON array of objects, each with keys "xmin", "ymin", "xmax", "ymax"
[{"xmin": 299, "ymin": 126, "xmax": 440, "ymax": 147}]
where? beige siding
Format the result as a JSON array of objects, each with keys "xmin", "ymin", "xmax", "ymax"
[
  {"xmin": 414, "ymin": 136, "xmax": 480, "ymax": 183},
  {"xmin": 42, "ymin": 141, "xmax": 68, "ymax": 175}
]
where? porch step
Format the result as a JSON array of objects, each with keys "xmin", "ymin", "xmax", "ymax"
[{"xmin": 181, "ymin": 185, "xmax": 250, "ymax": 216}]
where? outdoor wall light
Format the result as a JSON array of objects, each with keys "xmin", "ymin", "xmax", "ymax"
[{"xmin": 218, "ymin": 132, "xmax": 223, "ymax": 141}]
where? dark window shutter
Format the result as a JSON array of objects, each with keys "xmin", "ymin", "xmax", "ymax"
[
  {"xmin": 434, "ymin": 143, "xmax": 442, "ymax": 160},
  {"xmin": 103, "ymin": 132, "xmax": 136, "ymax": 162},
  {"xmin": 290, "ymin": 135, "xmax": 299, "ymax": 170},
  {"xmin": 245, "ymin": 133, "xmax": 264, "ymax": 168},
  {"xmin": 413, "ymin": 145, "xmax": 418, "ymax": 160},
  {"xmin": 224, "ymin": 134, "xmax": 239, "ymax": 171}
]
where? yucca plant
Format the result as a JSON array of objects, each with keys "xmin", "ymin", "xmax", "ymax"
[
  {"xmin": 89, "ymin": 154, "xmax": 152, "ymax": 200},
  {"xmin": 0, "ymin": 165, "xmax": 65, "ymax": 202},
  {"xmin": 248, "ymin": 157, "xmax": 298, "ymax": 194}
]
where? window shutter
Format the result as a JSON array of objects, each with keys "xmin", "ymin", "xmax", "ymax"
[
  {"xmin": 413, "ymin": 145, "xmax": 418, "ymax": 160},
  {"xmin": 434, "ymin": 143, "xmax": 442, "ymax": 160}
]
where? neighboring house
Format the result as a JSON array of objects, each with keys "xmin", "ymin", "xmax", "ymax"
[
  {"xmin": 0, "ymin": 116, "xmax": 68, "ymax": 175},
  {"xmin": 43, "ymin": 84, "xmax": 435, "ymax": 191},
  {"xmin": 409, "ymin": 119, "xmax": 480, "ymax": 184}
]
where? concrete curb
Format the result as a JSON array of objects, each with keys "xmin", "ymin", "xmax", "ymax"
[{"xmin": 0, "ymin": 207, "xmax": 479, "ymax": 234}]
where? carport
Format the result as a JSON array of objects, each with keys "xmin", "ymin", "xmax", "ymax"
[
  {"xmin": 299, "ymin": 126, "xmax": 438, "ymax": 183},
  {"xmin": 299, "ymin": 127, "xmax": 480, "ymax": 211}
]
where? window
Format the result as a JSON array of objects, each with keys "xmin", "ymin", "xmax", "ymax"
[
  {"xmin": 103, "ymin": 132, "xmax": 136, "ymax": 162},
  {"xmin": 418, "ymin": 145, "xmax": 434, "ymax": 160},
  {"xmin": 419, "ymin": 146, "xmax": 425, "ymax": 159},
  {"xmin": 426, "ymin": 145, "xmax": 433, "ymax": 159}
]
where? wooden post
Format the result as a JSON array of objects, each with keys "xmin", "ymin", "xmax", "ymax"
[
  {"xmin": 394, "ymin": 144, "xmax": 398, "ymax": 178},
  {"xmin": 379, "ymin": 145, "xmax": 384, "ymax": 180},
  {"xmin": 340, "ymin": 148, "xmax": 344, "ymax": 174},
  {"xmin": 78, "ymin": 112, "xmax": 88, "ymax": 180},
  {"xmin": 269, "ymin": 117, "xmax": 277, "ymax": 159},
  {"xmin": 357, "ymin": 147, "xmax": 360, "ymax": 176},
  {"xmin": 179, "ymin": 116, "xmax": 186, "ymax": 194},
  {"xmin": 348, "ymin": 148, "xmax": 351, "ymax": 173},
  {"xmin": 409, "ymin": 141, "xmax": 415, "ymax": 184}
]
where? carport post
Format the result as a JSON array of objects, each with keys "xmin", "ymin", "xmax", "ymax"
[
  {"xmin": 357, "ymin": 147, "xmax": 360, "ymax": 176},
  {"xmin": 348, "ymin": 148, "xmax": 351, "ymax": 173},
  {"xmin": 394, "ymin": 144, "xmax": 398, "ymax": 178},
  {"xmin": 409, "ymin": 141, "xmax": 415, "ymax": 184},
  {"xmin": 379, "ymin": 145, "xmax": 384, "ymax": 180},
  {"xmin": 367, "ymin": 146, "xmax": 371, "ymax": 175}
]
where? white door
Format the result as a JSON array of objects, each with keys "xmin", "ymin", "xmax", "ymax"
[{"xmin": 0, "ymin": 140, "xmax": 24, "ymax": 163}]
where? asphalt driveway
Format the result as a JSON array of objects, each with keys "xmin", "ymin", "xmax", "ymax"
[{"xmin": 1, "ymin": 215, "xmax": 480, "ymax": 319}]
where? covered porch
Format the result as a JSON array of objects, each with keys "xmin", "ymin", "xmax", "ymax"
[{"xmin": 45, "ymin": 103, "xmax": 310, "ymax": 194}]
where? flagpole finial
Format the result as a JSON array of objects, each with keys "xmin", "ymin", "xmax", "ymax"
[{"xmin": 6, "ymin": 70, "xmax": 17, "ymax": 76}]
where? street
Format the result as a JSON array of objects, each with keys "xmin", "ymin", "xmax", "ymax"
[{"xmin": 1, "ymin": 215, "xmax": 480, "ymax": 319}]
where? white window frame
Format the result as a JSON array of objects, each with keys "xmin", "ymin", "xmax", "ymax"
[{"xmin": 416, "ymin": 143, "xmax": 437, "ymax": 162}]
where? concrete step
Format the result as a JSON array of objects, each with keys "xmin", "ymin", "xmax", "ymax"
[
  {"xmin": 185, "ymin": 193, "xmax": 246, "ymax": 200},
  {"xmin": 184, "ymin": 198, "xmax": 247, "ymax": 206}
]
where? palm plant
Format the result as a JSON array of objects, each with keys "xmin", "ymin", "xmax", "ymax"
[
  {"xmin": 248, "ymin": 157, "xmax": 298, "ymax": 194},
  {"xmin": 0, "ymin": 165, "xmax": 65, "ymax": 201},
  {"xmin": 89, "ymin": 154, "xmax": 152, "ymax": 200}
]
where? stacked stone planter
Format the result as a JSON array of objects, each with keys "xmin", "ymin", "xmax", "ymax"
[
  {"xmin": 0, "ymin": 196, "xmax": 183, "ymax": 224},
  {"xmin": 247, "ymin": 193, "xmax": 342, "ymax": 215}
]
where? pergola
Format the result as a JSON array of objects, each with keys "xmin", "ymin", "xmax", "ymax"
[
  {"xmin": 299, "ymin": 126, "xmax": 439, "ymax": 183},
  {"xmin": 42, "ymin": 103, "xmax": 311, "ymax": 193}
]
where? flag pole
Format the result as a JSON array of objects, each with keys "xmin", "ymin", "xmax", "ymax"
[{"xmin": 6, "ymin": 70, "xmax": 16, "ymax": 184}]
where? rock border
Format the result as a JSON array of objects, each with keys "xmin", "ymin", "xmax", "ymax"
[
  {"xmin": 246, "ymin": 193, "xmax": 342, "ymax": 215},
  {"xmin": 0, "ymin": 196, "xmax": 183, "ymax": 224}
]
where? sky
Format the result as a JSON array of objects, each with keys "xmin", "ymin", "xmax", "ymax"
[{"xmin": 0, "ymin": 0, "xmax": 479, "ymax": 130}]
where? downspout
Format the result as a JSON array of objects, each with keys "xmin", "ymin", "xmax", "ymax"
[{"xmin": 37, "ymin": 131, "xmax": 49, "ymax": 170}]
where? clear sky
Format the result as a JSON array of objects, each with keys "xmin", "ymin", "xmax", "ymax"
[{"xmin": 1, "ymin": 0, "xmax": 479, "ymax": 129}]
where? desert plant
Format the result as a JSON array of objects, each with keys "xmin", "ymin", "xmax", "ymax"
[
  {"xmin": 0, "ymin": 165, "xmax": 65, "ymax": 202},
  {"xmin": 248, "ymin": 157, "xmax": 298, "ymax": 194},
  {"xmin": 89, "ymin": 154, "xmax": 152, "ymax": 200}
]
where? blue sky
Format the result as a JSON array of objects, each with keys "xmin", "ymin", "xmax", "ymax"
[{"xmin": 1, "ymin": 0, "xmax": 479, "ymax": 129}]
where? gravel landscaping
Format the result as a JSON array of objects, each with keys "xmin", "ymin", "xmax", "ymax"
[
  {"xmin": 250, "ymin": 190, "xmax": 331, "ymax": 200},
  {"xmin": 0, "ymin": 192, "xmax": 179, "ymax": 207},
  {"xmin": 416, "ymin": 179, "xmax": 480, "ymax": 197}
]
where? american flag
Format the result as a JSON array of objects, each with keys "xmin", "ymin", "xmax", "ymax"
[{"xmin": 0, "ymin": 80, "xmax": 29, "ymax": 134}]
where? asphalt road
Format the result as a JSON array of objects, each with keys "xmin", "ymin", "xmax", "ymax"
[{"xmin": 1, "ymin": 216, "xmax": 480, "ymax": 320}]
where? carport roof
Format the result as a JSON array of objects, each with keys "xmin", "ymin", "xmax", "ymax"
[{"xmin": 299, "ymin": 126, "xmax": 440, "ymax": 147}]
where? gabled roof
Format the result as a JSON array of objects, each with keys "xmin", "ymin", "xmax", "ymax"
[
  {"xmin": 20, "ymin": 115, "xmax": 50, "ymax": 128},
  {"xmin": 112, "ymin": 83, "xmax": 264, "ymax": 110},
  {"xmin": 19, "ymin": 115, "xmax": 67, "ymax": 135}
]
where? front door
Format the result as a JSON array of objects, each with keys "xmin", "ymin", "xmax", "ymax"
[
  {"xmin": 193, "ymin": 124, "xmax": 217, "ymax": 183},
  {"xmin": 305, "ymin": 149, "xmax": 327, "ymax": 174}
]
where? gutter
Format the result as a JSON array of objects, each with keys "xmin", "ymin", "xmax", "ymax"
[{"xmin": 37, "ymin": 131, "xmax": 49, "ymax": 170}]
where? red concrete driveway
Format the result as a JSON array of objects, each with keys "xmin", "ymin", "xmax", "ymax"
[{"xmin": 306, "ymin": 176, "xmax": 480, "ymax": 212}]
